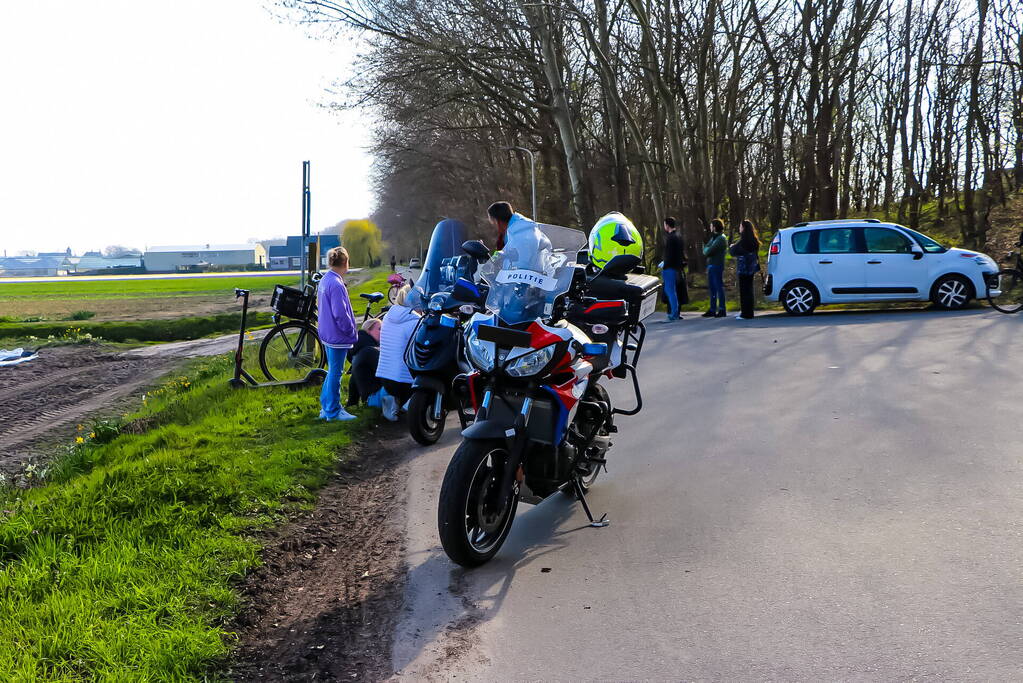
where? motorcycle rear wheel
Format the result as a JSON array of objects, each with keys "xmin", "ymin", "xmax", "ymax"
[
  {"xmin": 438, "ymin": 439, "xmax": 519, "ymax": 567},
  {"xmin": 408, "ymin": 389, "xmax": 447, "ymax": 446}
]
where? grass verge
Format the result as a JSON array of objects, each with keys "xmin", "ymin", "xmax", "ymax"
[
  {"xmin": 0, "ymin": 268, "xmax": 394, "ymax": 680},
  {"xmin": 0, "ymin": 356, "xmax": 373, "ymax": 680}
]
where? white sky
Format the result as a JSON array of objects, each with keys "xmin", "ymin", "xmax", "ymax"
[{"xmin": 0, "ymin": 0, "xmax": 373, "ymax": 256}]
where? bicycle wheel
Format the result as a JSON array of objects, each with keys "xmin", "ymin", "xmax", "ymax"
[
  {"xmin": 988, "ymin": 269, "xmax": 1023, "ymax": 314},
  {"xmin": 387, "ymin": 283, "xmax": 400, "ymax": 304},
  {"xmin": 259, "ymin": 322, "xmax": 325, "ymax": 381}
]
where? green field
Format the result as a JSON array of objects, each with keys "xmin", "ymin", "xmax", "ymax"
[
  {"xmin": 0, "ymin": 274, "xmax": 292, "ymax": 301},
  {"xmin": 0, "ymin": 271, "xmax": 385, "ymax": 323}
]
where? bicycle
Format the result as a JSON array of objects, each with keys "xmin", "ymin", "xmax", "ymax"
[
  {"xmin": 387, "ymin": 270, "xmax": 416, "ymax": 304},
  {"xmin": 987, "ymin": 239, "xmax": 1023, "ymax": 314},
  {"xmin": 258, "ymin": 273, "xmax": 387, "ymax": 381}
]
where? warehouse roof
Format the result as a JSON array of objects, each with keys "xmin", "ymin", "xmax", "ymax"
[{"xmin": 145, "ymin": 244, "xmax": 257, "ymax": 253}]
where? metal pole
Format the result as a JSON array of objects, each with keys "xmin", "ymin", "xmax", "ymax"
[
  {"xmin": 503, "ymin": 146, "xmax": 538, "ymax": 222},
  {"xmin": 301, "ymin": 161, "xmax": 311, "ymax": 286}
]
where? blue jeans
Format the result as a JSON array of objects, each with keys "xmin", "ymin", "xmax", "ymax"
[
  {"xmin": 319, "ymin": 346, "xmax": 349, "ymax": 419},
  {"xmin": 663, "ymin": 267, "xmax": 680, "ymax": 318},
  {"xmin": 707, "ymin": 265, "xmax": 726, "ymax": 313}
]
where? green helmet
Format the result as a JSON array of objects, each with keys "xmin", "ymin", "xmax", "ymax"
[{"xmin": 588, "ymin": 212, "xmax": 643, "ymax": 270}]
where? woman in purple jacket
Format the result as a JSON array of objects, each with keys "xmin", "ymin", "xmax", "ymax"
[{"xmin": 317, "ymin": 247, "xmax": 359, "ymax": 421}]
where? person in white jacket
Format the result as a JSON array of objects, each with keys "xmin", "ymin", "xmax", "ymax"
[{"xmin": 375, "ymin": 285, "xmax": 420, "ymax": 409}]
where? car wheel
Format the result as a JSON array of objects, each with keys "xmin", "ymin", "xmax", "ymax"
[
  {"xmin": 931, "ymin": 274, "xmax": 973, "ymax": 310},
  {"xmin": 781, "ymin": 282, "xmax": 818, "ymax": 315}
]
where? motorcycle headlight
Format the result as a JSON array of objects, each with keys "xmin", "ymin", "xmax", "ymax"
[
  {"xmin": 465, "ymin": 330, "xmax": 494, "ymax": 371},
  {"xmin": 505, "ymin": 345, "xmax": 555, "ymax": 377}
]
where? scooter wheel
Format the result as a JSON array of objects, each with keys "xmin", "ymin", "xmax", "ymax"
[{"xmin": 408, "ymin": 389, "xmax": 447, "ymax": 446}]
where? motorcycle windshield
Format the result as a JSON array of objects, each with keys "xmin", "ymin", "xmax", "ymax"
[
  {"xmin": 417, "ymin": 218, "xmax": 472, "ymax": 296},
  {"xmin": 480, "ymin": 224, "xmax": 586, "ymax": 325}
]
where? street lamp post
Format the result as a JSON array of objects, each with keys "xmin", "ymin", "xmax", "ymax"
[{"xmin": 503, "ymin": 146, "xmax": 537, "ymax": 222}]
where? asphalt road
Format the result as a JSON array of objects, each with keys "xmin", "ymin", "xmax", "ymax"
[{"xmin": 392, "ymin": 306, "xmax": 1023, "ymax": 680}]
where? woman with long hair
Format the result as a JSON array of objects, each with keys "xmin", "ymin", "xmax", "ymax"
[{"xmin": 729, "ymin": 219, "xmax": 761, "ymax": 320}]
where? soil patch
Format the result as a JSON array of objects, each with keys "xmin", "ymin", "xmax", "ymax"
[
  {"xmin": 0, "ymin": 344, "xmax": 173, "ymax": 474},
  {"xmin": 229, "ymin": 425, "xmax": 412, "ymax": 682}
]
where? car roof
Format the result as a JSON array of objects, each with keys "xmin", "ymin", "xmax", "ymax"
[{"xmin": 779, "ymin": 219, "xmax": 908, "ymax": 232}]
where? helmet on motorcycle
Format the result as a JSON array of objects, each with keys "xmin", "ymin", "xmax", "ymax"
[{"xmin": 588, "ymin": 212, "xmax": 643, "ymax": 271}]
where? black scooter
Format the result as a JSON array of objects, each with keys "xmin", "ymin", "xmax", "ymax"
[{"xmin": 404, "ymin": 242, "xmax": 490, "ymax": 445}]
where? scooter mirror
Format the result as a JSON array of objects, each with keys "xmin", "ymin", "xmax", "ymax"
[{"xmin": 461, "ymin": 240, "xmax": 491, "ymax": 263}]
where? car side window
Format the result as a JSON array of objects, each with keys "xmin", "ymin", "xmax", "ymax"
[
  {"xmin": 817, "ymin": 228, "xmax": 858, "ymax": 254},
  {"xmin": 791, "ymin": 230, "xmax": 813, "ymax": 254},
  {"xmin": 864, "ymin": 228, "xmax": 913, "ymax": 254}
]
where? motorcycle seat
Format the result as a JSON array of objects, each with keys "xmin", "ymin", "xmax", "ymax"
[
  {"xmin": 567, "ymin": 298, "xmax": 629, "ymax": 328},
  {"xmin": 361, "ymin": 292, "xmax": 385, "ymax": 303}
]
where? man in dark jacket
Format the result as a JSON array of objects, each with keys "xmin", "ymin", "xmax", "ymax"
[{"xmin": 662, "ymin": 217, "xmax": 687, "ymax": 321}]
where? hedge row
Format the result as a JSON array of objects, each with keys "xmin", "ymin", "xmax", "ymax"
[{"xmin": 0, "ymin": 312, "xmax": 276, "ymax": 343}]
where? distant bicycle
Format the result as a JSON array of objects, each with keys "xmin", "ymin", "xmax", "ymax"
[
  {"xmin": 987, "ymin": 239, "xmax": 1023, "ymax": 314},
  {"xmin": 259, "ymin": 273, "xmax": 386, "ymax": 382},
  {"xmin": 387, "ymin": 272, "xmax": 410, "ymax": 304}
]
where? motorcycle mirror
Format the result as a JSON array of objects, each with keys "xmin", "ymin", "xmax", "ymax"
[{"xmin": 461, "ymin": 240, "xmax": 491, "ymax": 263}]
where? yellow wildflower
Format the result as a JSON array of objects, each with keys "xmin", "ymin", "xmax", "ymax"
[
  {"xmin": 75, "ymin": 437, "xmax": 84, "ymax": 444},
  {"xmin": 89, "ymin": 432, "xmax": 96, "ymax": 439}
]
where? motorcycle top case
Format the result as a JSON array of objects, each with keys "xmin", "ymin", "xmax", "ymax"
[{"xmin": 586, "ymin": 273, "xmax": 661, "ymax": 326}]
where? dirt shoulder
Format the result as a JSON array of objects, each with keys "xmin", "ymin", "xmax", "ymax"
[{"xmin": 228, "ymin": 424, "xmax": 412, "ymax": 682}]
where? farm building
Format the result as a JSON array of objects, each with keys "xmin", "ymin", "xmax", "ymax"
[
  {"xmin": 143, "ymin": 243, "xmax": 266, "ymax": 272},
  {"xmin": 74, "ymin": 254, "xmax": 143, "ymax": 274},
  {"xmin": 268, "ymin": 235, "xmax": 340, "ymax": 270},
  {"xmin": 0, "ymin": 256, "xmax": 66, "ymax": 277}
]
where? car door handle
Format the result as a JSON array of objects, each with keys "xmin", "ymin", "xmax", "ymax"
[
  {"xmin": 867, "ymin": 260, "xmax": 882, "ymax": 264},
  {"xmin": 818, "ymin": 260, "xmax": 833, "ymax": 264}
]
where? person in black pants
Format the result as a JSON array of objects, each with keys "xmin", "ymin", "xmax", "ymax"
[
  {"xmin": 728, "ymin": 219, "xmax": 761, "ymax": 320},
  {"xmin": 661, "ymin": 216, "xmax": 687, "ymax": 321},
  {"xmin": 345, "ymin": 318, "xmax": 382, "ymax": 407}
]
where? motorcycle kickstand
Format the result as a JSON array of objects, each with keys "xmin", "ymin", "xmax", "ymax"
[{"xmin": 572, "ymin": 477, "xmax": 609, "ymax": 528}]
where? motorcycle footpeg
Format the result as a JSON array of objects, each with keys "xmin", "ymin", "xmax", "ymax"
[{"xmin": 590, "ymin": 513, "xmax": 610, "ymax": 528}]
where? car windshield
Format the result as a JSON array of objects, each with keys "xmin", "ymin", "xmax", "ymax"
[
  {"xmin": 901, "ymin": 227, "xmax": 947, "ymax": 253},
  {"xmin": 480, "ymin": 224, "xmax": 586, "ymax": 325}
]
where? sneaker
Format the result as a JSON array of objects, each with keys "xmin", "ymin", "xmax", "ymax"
[
  {"xmin": 701, "ymin": 310, "xmax": 716, "ymax": 318},
  {"xmin": 735, "ymin": 315, "xmax": 752, "ymax": 321},
  {"xmin": 715, "ymin": 311, "xmax": 727, "ymax": 318}
]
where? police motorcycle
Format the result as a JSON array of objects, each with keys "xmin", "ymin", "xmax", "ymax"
[
  {"xmin": 404, "ymin": 219, "xmax": 492, "ymax": 445},
  {"xmin": 437, "ymin": 217, "xmax": 660, "ymax": 567}
]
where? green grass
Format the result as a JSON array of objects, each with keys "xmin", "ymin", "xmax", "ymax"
[
  {"xmin": 0, "ymin": 269, "xmax": 393, "ymax": 346},
  {"xmin": 0, "ymin": 269, "xmax": 395, "ymax": 680},
  {"xmin": 0, "ymin": 275, "xmax": 291, "ymax": 302},
  {"xmin": 0, "ymin": 356, "xmax": 373, "ymax": 680}
]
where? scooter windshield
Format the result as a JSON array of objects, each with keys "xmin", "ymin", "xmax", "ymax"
[{"xmin": 480, "ymin": 224, "xmax": 586, "ymax": 325}]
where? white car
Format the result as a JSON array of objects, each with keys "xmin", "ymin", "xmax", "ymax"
[{"xmin": 764, "ymin": 219, "xmax": 999, "ymax": 315}]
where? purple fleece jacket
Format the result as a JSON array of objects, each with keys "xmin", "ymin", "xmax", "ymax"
[{"xmin": 317, "ymin": 270, "xmax": 358, "ymax": 347}]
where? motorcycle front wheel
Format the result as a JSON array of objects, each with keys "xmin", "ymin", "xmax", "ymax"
[
  {"xmin": 438, "ymin": 439, "xmax": 519, "ymax": 567},
  {"xmin": 408, "ymin": 389, "xmax": 447, "ymax": 446}
]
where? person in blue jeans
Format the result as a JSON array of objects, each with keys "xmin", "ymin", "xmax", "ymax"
[
  {"xmin": 317, "ymin": 246, "xmax": 359, "ymax": 421},
  {"xmin": 661, "ymin": 216, "xmax": 686, "ymax": 321},
  {"xmin": 702, "ymin": 218, "xmax": 728, "ymax": 318}
]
